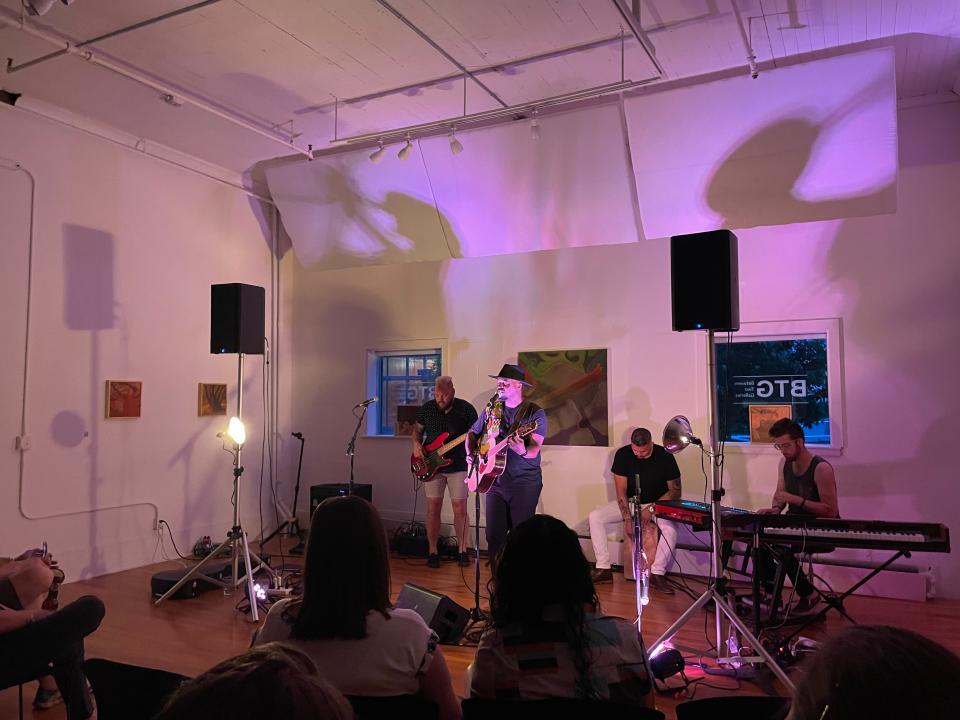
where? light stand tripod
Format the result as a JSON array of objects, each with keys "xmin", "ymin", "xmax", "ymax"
[
  {"xmin": 651, "ymin": 330, "xmax": 795, "ymax": 691},
  {"xmin": 262, "ymin": 432, "xmax": 306, "ymax": 554},
  {"xmin": 154, "ymin": 353, "xmax": 276, "ymax": 622}
]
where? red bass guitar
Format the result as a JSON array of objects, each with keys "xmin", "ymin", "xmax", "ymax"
[{"xmin": 410, "ymin": 432, "xmax": 469, "ymax": 482}]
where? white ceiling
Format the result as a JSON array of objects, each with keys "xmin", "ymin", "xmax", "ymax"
[{"xmin": 1, "ymin": 0, "xmax": 958, "ymax": 175}]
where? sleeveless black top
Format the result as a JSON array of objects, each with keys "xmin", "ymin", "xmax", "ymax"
[{"xmin": 784, "ymin": 455, "xmax": 830, "ymax": 517}]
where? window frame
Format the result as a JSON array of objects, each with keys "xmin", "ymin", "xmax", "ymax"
[
  {"xmin": 712, "ymin": 318, "xmax": 845, "ymax": 456},
  {"xmin": 364, "ymin": 340, "xmax": 447, "ymax": 438}
]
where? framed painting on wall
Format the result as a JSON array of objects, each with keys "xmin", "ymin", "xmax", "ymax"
[
  {"xmin": 748, "ymin": 404, "xmax": 793, "ymax": 443},
  {"xmin": 518, "ymin": 349, "xmax": 608, "ymax": 447},
  {"xmin": 106, "ymin": 380, "xmax": 142, "ymax": 419},
  {"xmin": 198, "ymin": 383, "xmax": 228, "ymax": 416}
]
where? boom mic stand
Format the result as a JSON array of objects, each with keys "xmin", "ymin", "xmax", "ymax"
[
  {"xmin": 651, "ymin": 330, "xmax": 795, "ymax": 691},
  {"xmin": 155, "ymin": 353, "xmax": 275, "ymax": 622},
  {"xmin": 262, "ymin": 432, "xmax": 306, "ymax": 554},
  {"xmin": 346, "ymin": 399, "xmax": 374, "ymax": 496}
]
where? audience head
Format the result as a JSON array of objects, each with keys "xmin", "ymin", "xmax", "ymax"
[
  {"xmin": 787, "ymin": 625, "xmax": 960, "ymax": 720},
  {"xmin": 293, "ymin": 495, "xmax": 391, "ymax": 639},
  {"xmin": 156, "ymin": 643, "xmax": 353, "ymax": 720},
  {"xmin": 490, "ymin": 514, "xmax": 598, "ymax": 628}
]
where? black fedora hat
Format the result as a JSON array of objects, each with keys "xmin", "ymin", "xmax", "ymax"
[{"xmin": 488, "ymin": 363, "xmax": 532, "ymax": 387}]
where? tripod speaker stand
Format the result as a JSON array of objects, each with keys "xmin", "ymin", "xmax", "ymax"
[
  {"xmin": 154, "ymin": 352, "xmax": 275, "ymax": 622},
  {"xmin": 651, "ymin": 331, "xmax": 794, "ymax": 691}
]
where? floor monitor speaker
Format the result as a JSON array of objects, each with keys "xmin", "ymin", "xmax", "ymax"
[{"xmin": 395, "ymin": 582, "xmax": 469, "ymax": 644}]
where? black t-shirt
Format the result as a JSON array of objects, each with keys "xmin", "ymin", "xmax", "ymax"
[
  {"xmin": 610, "ymin": 444, "xmax": 680, "ymax": 502},
  {"xmin": 416, "ymin": 398, "xmax": 478, "ymax": 472}
]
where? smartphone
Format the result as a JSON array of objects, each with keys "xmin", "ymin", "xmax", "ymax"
[{"xmin": 40, "ymin": 541, "xmax": 48, "ymax": 558}]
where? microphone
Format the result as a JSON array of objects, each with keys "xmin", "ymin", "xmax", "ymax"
[
  {"xmin": 291, "ymin": 432, "xmax": 303, "ymax": 439},
  {"xmin": 356, "ymin": 396, "xmax": 378, "ymax": 408},
  {"xmin": 486, "ymin": 392, "xmax": 498, "ymax": 407}
]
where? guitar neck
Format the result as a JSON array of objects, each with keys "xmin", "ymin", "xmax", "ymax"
[{"xmin": 435, "ymin": 433, "xmax": 468, "ymax": 456}]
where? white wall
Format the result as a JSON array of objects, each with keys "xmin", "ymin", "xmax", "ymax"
[
  {"xmin": 0, "ymin": 105, "xmax": 294, "ymax": 580},
  {"xmin": 289, "ymin": 100, "xmax": 960, "ymax": 597}
]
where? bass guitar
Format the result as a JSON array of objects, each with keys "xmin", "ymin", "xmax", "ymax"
[
  {"xmin": 410, "ymin": 431, "xmax": 469, "ymax": 482},
  {"xmin": 466, "ymin": 420, "xmax": 539, "ymax": 494}
]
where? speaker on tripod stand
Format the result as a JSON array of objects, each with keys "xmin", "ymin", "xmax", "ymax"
[{"xmin": 154, "ymin": 283, "xmax": 275, "ymax": 622}]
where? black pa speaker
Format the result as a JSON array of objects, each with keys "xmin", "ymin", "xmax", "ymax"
[
  {"xmin": 395, "ymin": 583, "xmax": 469, "ymax": 645},
  {"xmin": 210, "ymin": 283, "xmax": 265, "ymax": 354},
  {"xmin": 670, "ymin": 229, "xmax": 740, "ymax": 332},
  {"xmin": 309, "ymin": 483, "xmax": 373, "ymax": 517}
]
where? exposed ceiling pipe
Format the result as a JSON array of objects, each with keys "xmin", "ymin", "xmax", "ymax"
[
  {"xmin": 730, "ymin": 0, "xmax": 760, "ymax": 78},
  {"xmin": 610, "ymin": 0, "xmax": 665, "ymax": 77},
  {"xmin": 0, "ymin": 7, "xmax": 313, "ymax": 159},
  {"xmin": 7, "ymin": 0, "xmax": 225, "ymax": 74},
  {"xmin": 374, "ymin": 0, "xmax": 509, "ymax": 109}
]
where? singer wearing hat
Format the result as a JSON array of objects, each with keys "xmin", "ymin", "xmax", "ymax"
[{"xmin": 466, "ymin": 364, "xmax": 547, "ymax": 563}]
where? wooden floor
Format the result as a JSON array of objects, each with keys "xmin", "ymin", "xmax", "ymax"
[{"xmin": 4, "ymin": 545, "xmax": 960, "ymax": 720}]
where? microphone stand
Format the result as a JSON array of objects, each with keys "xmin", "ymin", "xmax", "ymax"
[
  {"xmin": 346, "ymin": 404, "xmax": 368, "ymax": 497},
  {"xmin": 466, "ymin": 439, "xmax": 486, "ymax": 624},
  {"xmin": 263, "ymin": 433, "xmax": 306, "ymax": 553}
]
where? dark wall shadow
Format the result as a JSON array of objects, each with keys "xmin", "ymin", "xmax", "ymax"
[
  {"xmin": 251, "ymin": 157, "xmax": 462, "ymax": 267},
  {"xmin": 62, "ymin": 224, "xmax": 117, "ymax": 578},
  {"xmin": 705, "ymin": 69, "xmax": 897, "ymax": 229}
]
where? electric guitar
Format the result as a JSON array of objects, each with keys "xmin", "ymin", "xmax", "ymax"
[
  {"xmin": 465, "ymin": 420, "xmax": 539, "ymax": 494},
  {"xmin": 410, "ymin": 431, "xmax": 469, "ymax": 482}
]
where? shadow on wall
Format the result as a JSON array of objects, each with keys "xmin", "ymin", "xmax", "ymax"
[
  {"xmin": 706, "ymin": 110, "xmax": 895, "ymax": 230},
  {"xmin": 61, "ymin": 224, "xmax": 117, "ymax": 578},
  {"xmin": 256, "ymin": 158, "xmax": 462, "ymax": 268}
]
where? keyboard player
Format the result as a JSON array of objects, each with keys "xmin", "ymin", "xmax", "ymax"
[{"xmin": 754, "ymin": 418, "xmax": 840, "ymax": 613}]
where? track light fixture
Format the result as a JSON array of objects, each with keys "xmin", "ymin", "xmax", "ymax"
[
  {"xmin": 24, "ymin": 0, "xmax": 74, "ymax": 17},
  {"xmin": 397, "ymin": 135, "xmax": 413, "ymax": 160},
  {"xmin": 530, "ymin": 108, "xmax": 541, "ymax": 140},
  {"xmin": 448, "ymin": 126, "xmax": 463, "ymax": 155},
  {"xmin": 368, "ymin": 138, "xmax": 385, "ymax": 164}
]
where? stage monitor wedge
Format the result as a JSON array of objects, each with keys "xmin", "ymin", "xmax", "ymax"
[
  {"xmin": 395, "ymin": 583, "xmax": 469, "ymax": 645},
  {"xmin": 210, "ymin": 283, "xmax": 265, "ymax": 354},
  {"xmin": 670, "ymin": 229, "xmax": 740, "ymax": 332}
]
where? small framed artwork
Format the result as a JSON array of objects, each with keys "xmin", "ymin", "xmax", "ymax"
[
  {"xmin": 106, "ymin": 380, "xmax": 142, "ymax": 419},
  {"xmin": 198, "ymin": 383, "xmax": 228, "ymax": 416},
  {"xmin": 749, "ymin": 404, "xmax": 793, "ymax": 443}
]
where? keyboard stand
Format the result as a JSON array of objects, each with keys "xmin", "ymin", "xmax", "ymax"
[{"xmin": 776, "ymin": 548, "xmax": 910, "ymax": 646}]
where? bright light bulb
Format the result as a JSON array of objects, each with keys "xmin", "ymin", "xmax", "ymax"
[{"xmin": 227, "ymin": 416, "xmax": 246, "ymax": 445}]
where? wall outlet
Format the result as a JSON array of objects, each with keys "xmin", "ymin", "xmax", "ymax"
[{"xmin": 15, "ymin": 435, "xmax": 31, "ymax": 450}]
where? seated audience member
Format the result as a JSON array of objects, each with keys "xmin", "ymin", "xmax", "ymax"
[
  {"xmin": 1, "ymin": 549, "xmax": 103, "ymax": 720},
  {"xmin": 467, "ymin": 514, "xmax": 654, "ymax": 707},
  {"xmin": 1, "ymin": 547, "xmax": 103, "ymax": 719},
  {"xmin": 256, "ymin": 495, "xmax": 461, "ymax": 720},
  {"xmin": 787, "ymin": 625, "xmax": 960, "ymax": 720},
  {"xmin": 157, "ymin": 642, "xmax": 353, "ymax": 720}
]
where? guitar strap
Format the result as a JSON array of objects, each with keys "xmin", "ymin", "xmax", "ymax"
[{"xmin": 505, "ymin": 401, "xmax": 538, "ymax": 435}]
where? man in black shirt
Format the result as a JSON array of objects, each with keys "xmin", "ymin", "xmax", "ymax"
[
  {"xmin": 412, "ymin": 376, "xmax": 478, "ymax": 568},
  {"xmin": 588, "ymin": 427, "xmax": 681, "ymax": 595}
]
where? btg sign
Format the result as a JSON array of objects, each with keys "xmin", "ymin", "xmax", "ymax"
[{"xmin": 734, "ymin": 376, "xmax": 808, "ymax": 402}]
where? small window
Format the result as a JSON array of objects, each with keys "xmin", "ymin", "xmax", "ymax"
[
  {"xmin": 369, "ymin": 349, "xmax": 441, "ymax": 436},
  {"xmin": 714, "ymin": 319, "xmax": 844, "ymax": 451}
]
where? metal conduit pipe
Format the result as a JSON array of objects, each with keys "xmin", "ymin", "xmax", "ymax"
[{"xmin": 0, "ymin": 8, "xmax": 314, "ymax": 159}]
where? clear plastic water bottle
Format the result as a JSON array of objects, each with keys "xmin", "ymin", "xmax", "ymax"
[{"xmin": 638, "ymin": 546, "xmax": 650, "ymax": 606}]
